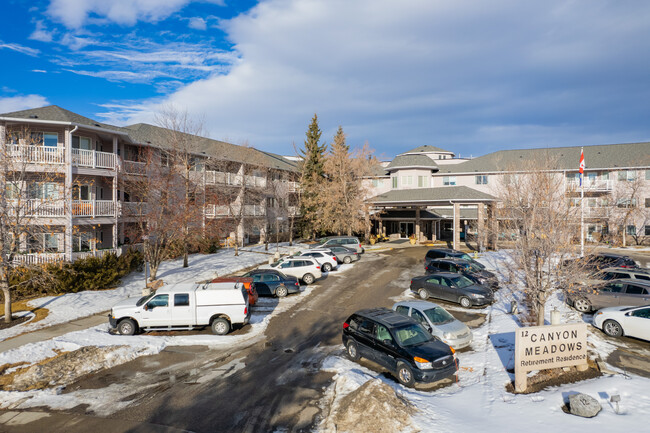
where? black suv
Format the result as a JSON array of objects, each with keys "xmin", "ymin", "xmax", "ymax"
[
  {"xmin": 342, "ymin": 308, "xmax": 458, "ymax": 387},
  {"xmin": 563, "ymin": 253, "xmax": 638, "ymax": 272},
  {"xmin": 425, "ymin": 258, "xmax": 499, "ymax": 290},
  {"xmin": 425, "ymin": 248, "xmax": 486, "ymax": 269}
]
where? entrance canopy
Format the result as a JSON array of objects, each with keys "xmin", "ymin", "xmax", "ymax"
[{"xmin": 370, "ymin": 186, "xmax": 497, "ymax": 207}]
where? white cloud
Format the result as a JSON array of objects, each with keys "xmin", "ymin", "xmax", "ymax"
[
  {"xmin": 67, "ymin": 69, "xmax": 168, "ymax": 82},
  {"xmin": 46, "ymin": 0, "xmax": 224, "ymax": 29},
  {"xmin": 0, "ymin": 95, "xmax": 50, "ymax": 114},
  {"xmin": 0, "ymin": 41, "xmax": 40, "ymax": 57},
  {"xmin": 32, "ymin": 70, "xmax": 48, "ymax": 73},
  {"xmin": 188, "ymin": 17, "xmax": 207, "ymax": 31},
  {"xmin": 29, "ymin": 21, "xmax": 55, "ymax": 42}
]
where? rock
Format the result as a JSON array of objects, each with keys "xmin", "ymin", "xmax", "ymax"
[{"xmin": 569, "ymin": 393, "xmax": 601, "ymax": 418}]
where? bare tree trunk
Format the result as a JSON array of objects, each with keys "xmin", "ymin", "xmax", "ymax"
[{"xmin": 1, "ymin": 278, "xmax": 11, "ymax": 324}]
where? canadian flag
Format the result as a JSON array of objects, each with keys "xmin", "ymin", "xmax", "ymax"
[{"xmin": 579, "ymin": 148, "xmax": 585, "ymax": 186}]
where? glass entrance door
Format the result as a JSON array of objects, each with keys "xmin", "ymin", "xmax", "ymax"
[{"xmin": 399, "ymin": 222, "xmax": 414, "ymax": 238}]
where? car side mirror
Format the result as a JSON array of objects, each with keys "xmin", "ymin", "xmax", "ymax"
[
  {"xmin": 426, "ymin": 325, "xmax": 433, "ymax": 333},
  {"xmin": 143, "ymin": 304, "xmax": 149, "ymax": 311},
  {"xmin": 382, "ymin": 339, "xmax": 394, "ymax": 347}
]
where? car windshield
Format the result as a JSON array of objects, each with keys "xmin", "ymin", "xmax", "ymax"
[
  {"xmin": 394, "ymin": 324, "xmax": 433, "ymax": 347},
  {"xmin": 136, "ymin": 293, "xmax": 154, "ymax": 307},
  {"xmin": 449, "ymin": 275, "xmax": 475, "ymax": 288},
  {"xmin": 467, "ymin": 262, "xmax": 483, "ymax": 272},
  {"xmin": 423, "ymin": 307, "xmax": 455, "ymax": 325}
]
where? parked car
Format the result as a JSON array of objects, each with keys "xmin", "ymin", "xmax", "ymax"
[
  {"xmin": 410, "ymin": 272, "xmax": 494, "ymax": 308},
  {"xmin": 591, "ymin": 267, "xmax": 650, "ymax": 282},
  {"xmin": 211, "ymin": 277, "xmax": 258, "ymax": 306},
  {"xmin": 297, "ymin": 250, "xmax": 338, "ymax": 272},
  {"xmin": 425, "ymin": 258, "xmax": 498, "ymax": 290},
  {"xmin": 592, "ymin": 304, "xmax": 650, "ymax": 341},
  {"xmin": 567, "ymin": 279, "xmax": 650, "ymax": 313},
  {"xmin": 258, "ymin": 257, "xmax": 322, "ymax": 284},
  {"xmin": 109, "ymin": 282, "xmax": 250, "ymax": 335},
  {"xmin": 562, "ymin": 253, "xmax": 638, "ymax": 272},
  {"xmin": 392, "ymin": 301, "xmax": 473, "ymax": 350},
  {"xmin": 342, "ymin": 308, "xmax": 458, "ymax": 387},
  {"xmin": 240, "ymin": 269, "xmax": 301, "ymax": 297},
  {"xmin": 424, "ymin": 248, "xmax": 486, "ymax": 269},
  {"xmin": 318, "ymin": 236, "xmax": 364, "ymax": 254},
  {"xmin": 313, "ymin": 246, "xmax": 360, "ymax": 264}
]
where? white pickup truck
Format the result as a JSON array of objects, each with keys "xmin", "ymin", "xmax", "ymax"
[{"xmin": 108, "ymin": 282, "xmax": 250, "ymax": 335}]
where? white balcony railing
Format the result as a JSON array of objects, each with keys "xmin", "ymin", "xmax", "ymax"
[
  {"xmin": 566, "ymin": 179, "xmax": 613, "ymax": 191},
  {"xmin": 204, "ymin": 171, "xmax": 248, "ymax": 186},
  {"xmin": 244, "ymin": 205, "xmax": 266, "ymax": 216},
  {"xmin": 8, "ymin": 145, "xmax": 65, "ymax": 164},
  {"xmin": 7, "ymin": 199, "xmax": 66, "ymax": 217},
  {"xmin": 123, "ymin": 160, "xmax": 147, "ymax": 175},
  {"xmin": 287, "ymin": 206, "xmax": 300, "ymax": 216},
  {"xmin": 72, "ymin": 200, "xmax": 116, "ymax": 217},
  {"xmin": 71, "ymin": 148, "xmax": 117, "ymax": 169},
  {"xmin": 584, "ymin": 207, "xmax": 610, "ymax": 218},
  {"xmin": 71, "ymin": 248, "xmax": 120, "ymax": 261},
  {"xmin": 245, "ymin": 176, "xmax": 267, "ymax": 188},
  {"xmin": 121, "ymin": 202, "xmax": 147, "ymax": 217},
  {"xmin": 12, "ymin": 252, "xmax": 66, "ymax": 266},
  {"xmin": 205, "ymin": 204, "xmax": 232, "ymax": 217}
]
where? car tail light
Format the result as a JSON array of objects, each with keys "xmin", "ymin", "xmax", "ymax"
[
  {"xmin": 621, "ymin": 264, "xmax": 633, "ymax": 268},
  {"xmin": 295, "ymin": 281, "xmax": 300, "ymax": 286},
  {"xmin": 316, "ymin": 266, "xmax": 320, "ymax": 269},
  {"xmin": 244, "ymin": 307, "xmax": 248, "ymax": 315},
  {"xmin": 359, "ymin": 244, "xmax": 362, "ymax": 248},
  {"xmin": 343, "ymin": 322, "xmax": 349, "ymax": 329}
]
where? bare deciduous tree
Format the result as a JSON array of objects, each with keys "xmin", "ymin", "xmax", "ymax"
[{"xmin": 608, "ymin": 170, "xmax": 650, "ymax": 246}]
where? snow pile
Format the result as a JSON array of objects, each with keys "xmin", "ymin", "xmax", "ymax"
[
  {"xmin": 319, "ymin": 250, "xmax": 650, "ymax": 432},
  {"xmin": 0, "ymin": 243, "xmax": 308, "ymax": 342}
]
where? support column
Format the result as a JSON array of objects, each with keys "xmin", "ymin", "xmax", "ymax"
[
  {"xmin": 415, "ymin": 207, "xmax": 421, "ymax": 244},
  {"xmin": 453, "ymin": 202, "xmax": 460, "ymax": 250},
  {"xmin": 112, "ymin": 137, "xmax": 118, "ymax": 252},
  {"xmin": 65, "ymin": 128, "xmax": 73, "ymax": 261},
  {"xmin": 477, "ymin": 203, "xmax": 485, "ymax": 252},
  {"xmin": 487, "ymin": 202, "xmax": 497, "ymax": 250}
]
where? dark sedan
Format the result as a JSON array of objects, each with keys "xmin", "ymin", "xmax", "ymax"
[
  {"xmin": 342, "ymin": 308, "xmax": 457, "ymax": 387},
  {"xmin": 425, "ymin": 258, "xmax": 498, "ymax": 290},
  {"xmin": 240, "ymin": 269, "xmax": 301, "ymax": 298},
  {"xmin": 410, "ymin": 272, "xmax": 494, "ymax": 308},
  {"xmin": 562, "ymin": 253, "xmax": 638, "ymax": 272}
]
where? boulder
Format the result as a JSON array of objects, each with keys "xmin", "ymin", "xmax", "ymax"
[{"xmin": 569, "ymin": 393, "xmax": 601, "ymax": 418}]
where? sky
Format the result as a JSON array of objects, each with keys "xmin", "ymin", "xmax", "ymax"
[{"xmin": 1, "ymin": 0, "xmax": 650, "ymax": 159}]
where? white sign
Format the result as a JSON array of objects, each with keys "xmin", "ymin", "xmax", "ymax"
[{"xmin": 514, "ymin": 322, "xmax": 587, "ymax": 392}]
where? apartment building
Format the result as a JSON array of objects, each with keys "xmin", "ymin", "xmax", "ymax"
[
  {"xmin": 367, "ymin": 143, "xmax": 650, "ymax": 247},
  {"xmin": 0, "ymin": 105, "xmax": 299, "ymax": 264}
]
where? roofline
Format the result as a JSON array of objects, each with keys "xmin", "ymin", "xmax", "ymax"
[
  {"xmin": 372, "ymin": 198, "xmax": 497, "ymax": 204},
  {"xmin": 0, "ymin": 116, "xmax": 131, "ymax": 137},
  {"xmin": 400, "ymin": 150, "xmax": 455, "ymax": 156},
  {"xmin": 387, "ymin": 165, "xmax": 439, "ymax": 171},
  {"xmin": 436, "ymin": 166, "xmax": 650, "ymax": 176}
]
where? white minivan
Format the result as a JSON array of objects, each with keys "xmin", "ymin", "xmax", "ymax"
[{"xmin": 109, "ymin": 282, "xmax": 250, "ymax": 335}]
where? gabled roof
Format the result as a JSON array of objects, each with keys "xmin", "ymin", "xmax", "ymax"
[
  {"xmin": 401, "ymin": 145, "xmax": 453, "ymax": 155},
  {"xmin": 0, "ymin": 105, "xmax": 127, "ymax": 134},
  {"xmin": 437, "ymin": 142, "xmax": 650, "ymax": 174},
  {"xmin": 386, "ymin": 154, "xmax": 438, "ymax": 171},
  {"xmin": 371, "ymin": 186, "xmax": 496, "ymax": 205}
]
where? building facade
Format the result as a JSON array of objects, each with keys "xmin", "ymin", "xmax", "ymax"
[
  {"xmin": 367, "ymin": 143, "xmax": 650, "ymax": 247},
  {"xmin": 1, "ymin": 106, "xmax": 300, "ymax": 265}
]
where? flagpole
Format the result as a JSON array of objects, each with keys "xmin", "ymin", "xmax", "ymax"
[{"xmin": 580, "ymin": 147, "xmax": 584, "ymax": 257}]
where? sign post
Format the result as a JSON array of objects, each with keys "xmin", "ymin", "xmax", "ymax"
[{"xmin": 515, "ymin": 322, "xmax": 587, "ymax": 393}]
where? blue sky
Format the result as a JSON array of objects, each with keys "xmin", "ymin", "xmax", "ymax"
[{"xmin": 1, "ymin": 0, "xmax": 650, "ymax": 159}]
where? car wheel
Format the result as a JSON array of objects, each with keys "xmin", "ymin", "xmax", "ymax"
[
  {"xmin": 117, "ymin": 318, "xmax": 137, "ymax": 336},
  {"xmin": 343, "ymin": 256, "xmax": 352, "ymax": 264},
  {"xmin": 275, "ymin": 285, "xmax": 288, "ymax": 298},
  {"xmin": 346, "ymin": 340, "xmax": 360, "ymax": 361},
  {"xmin": 322, "ymin": 263, "xmax": 332, "ymax": 272},
  {"xmin": 211, "ymin": 318, "xmax": 230, "ymax": 335},
  {"xmin": 573, "ymin": 298, "xmax": 592, "ymax": 313},
  {"xmin": 418, "ymin": 288, "xmax": 429, "ymax": 300},
  {"xmin": 396, "ymin": 361, "xmax": 415, "ymax": 387},
  {"xmin": 603, "ymin": 319, "xmax": 623, "ymax": 337},
  {"xmin": 459, "ymin": 297, "xmax": 471, "ymax": 308},
  {"xmin": 302, "ymin": 273, "xmax": 315, "ymax": 284}
]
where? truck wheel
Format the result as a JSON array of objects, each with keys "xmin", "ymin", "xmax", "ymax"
[
  {"xmin": 275, "ymin": 285, "xmax": 288, "ymax": 298},
  {"xmin": 118, "ymin": 318, "xmax": 137, "ymax": 336},
  {"xmin": 302, "ymin": 273, "xmax": 315, "ymax": 284},
  {"xmin": 211, "ymin": 318, "xmax": 230, "ymax": 335},
  {"xmin": 343, "ymin": 256, "xmax": 352, "ymax": 264}
]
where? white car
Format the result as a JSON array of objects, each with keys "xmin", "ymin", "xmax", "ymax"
[
  {"xmin": 592, "ymin": 304, "xmax": 650, "ymax": 341},
  {"xmin": 392, "ymin": 300, "xmax": 473, "ymax": 350},
  {"xmin": 297, "ymin": 250, "xmax": 338, "ymax": 272},
  {"xmin": 259, "ymin": 257, "xmax": 322, "ymax": 284}
]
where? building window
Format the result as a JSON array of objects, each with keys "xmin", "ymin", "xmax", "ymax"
[
  {"xmin": 28, "ymin": 182, "xmax": 59, "ymax": 199},
  {"xmin": 418, "ymin": 176, "xmax": 428, "ymax": 188},
  {"xmin": 616, "ymin": 198, "xmax": 637, "ymax": 208},
  {"xmin": 646, "ymin": 225, "xmax": 650, "ymax": 236},
  {"xmin": 401, "ymin": 176, "xmax": 413, "ymax": 186},
  {"xmin": 646, "ymin": 198, "xmax": 650, "ymax": 208},
  {"xmin": 646, "ymin": 170, "xmax": 650, "ymax": 180},
  {"xmin": 626, "ymin": 225, "xmax": 636, "ymax": 236},
  {"xmin": 443, "ymin": 176, "xmax": 456, "ymax": 186},
  {"xmin": 372, "ymin": 179, "xmax": 383, "ymax": 188},
  {"xmin": 475, "ymin": 175, "xmax": 488, "ymax": 185},
  {"xmin": 601, "ymin": 171, "xmax": 609, "ymax": 180},
  {"xmin": 617, "ymin": 170, "xmax": 636, "ymax": 181},
  {"xmin": 392, "ymin": 177, "xmax": 398, "ymax": 188}
]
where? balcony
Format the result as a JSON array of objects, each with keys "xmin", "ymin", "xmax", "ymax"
[
  {"xmin": 71, "ymin": 248, "xmax": 120, "ymax": 261},
  {"xmin": 244, "ymin": 205, "xmax": 266, "ymax": 216},
  {"xmin": 245, "ymin": 176, "xmax": 267, "ymax": 188},
  {"xmin": 12, "ymin": 252, "xmax": 66, "ymax": 266},
  {"xmin": 72, "ymin": 148, "xmax": 117, "ymax": 170},
  {"xmin": 121, "ymin": 202, "xmax": 147, "ymax": 217},
  {"xmin": 584, "ymin": 207, "xmax": 610, "ymax": 218},
  {"xmin": 7, "ymin": 199, "xmax": 65, "ymax": 217},
  {"xmin": 8, "ymin": 145, "xmax": 65, "ymax": 164},
  {"xmin": 566, "ymin": 179, "xmax": 613, "ymax": 192},
  {"xmin": 205, "ymin": 204, "xmax": 231, "ymax": 217},
  {"xmin": 123, "ymin": 160, "xmax": 147, "ymax": 175},
  {"xmin": 72, "ymin": 200, "xmax": 116, "ymax": 217}
]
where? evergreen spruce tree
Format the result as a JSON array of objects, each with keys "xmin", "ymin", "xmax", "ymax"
[{"xmin": 299, "ymin": 114, "xmax": 327, "ymax": 238}]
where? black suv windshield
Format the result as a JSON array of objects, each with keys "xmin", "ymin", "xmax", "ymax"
[{"xmin": 394, "ymin": 323, "xmax": 432, "ymax": 347}]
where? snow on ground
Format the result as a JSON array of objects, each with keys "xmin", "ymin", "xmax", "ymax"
[
  {"xmin": 0, "ymin": 243, "xmax": 308, "ymax": 342},
  {"xmin": 319, "ymin": 250, "xmax": 650, "ymax": 432}
]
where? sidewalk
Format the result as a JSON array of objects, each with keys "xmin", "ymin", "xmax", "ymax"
[{"xmin": 0, "ymin": 312, "xmax": 108, "ymax": 353}]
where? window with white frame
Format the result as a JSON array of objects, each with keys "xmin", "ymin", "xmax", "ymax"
[
  {"xmin": 372, "ymin": 179, "xmax": 384, "ymax": 187},
  {"xmin": 443, "ymin": 176, "xmax": 456, "ymax": 186},
  {"xmin": 645, "ymin": 197, "xmax": 650, "ymax": 208},
  {"xmin": 616, "ymin": 198, "xmax": 637, "ymax": 208},
  {"xmin": 626, "ymin": 225, "xmax": 636, "ymax": 236},
  {"xmin": 392, "ymin": 177, "xmax": 398, "ymax": 188},
  {"xmin": 601, "ymin": 171, "xmax": 609, "ymax": 180},
  {"xmin": 617, "ymin": 170, "xmax": 636, "ymax": 181},
  {"xmin": 646, "ymin": 170, "xmax": 650, "ymax": 180},
  {"xmin": 28, "ymin": 182, "xmax": 59, "ymax": 199},
  {"xmin": 73, "ymin": 232, "xmax": 93, "ymax": 252},
  {"xmin": 72, "ymin": 136, "xmax": 91, "ymax": 150},
  {"xmin": 475, "ymin": 175, "xmax": 488, "ymax": 185},
  {"xmin": 418, "ymin": 176, "xmax": 428, "ymax": 188},
  {"xmin": 401, "ymin": 176, "xmax": 413, "ymax": 186}
]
